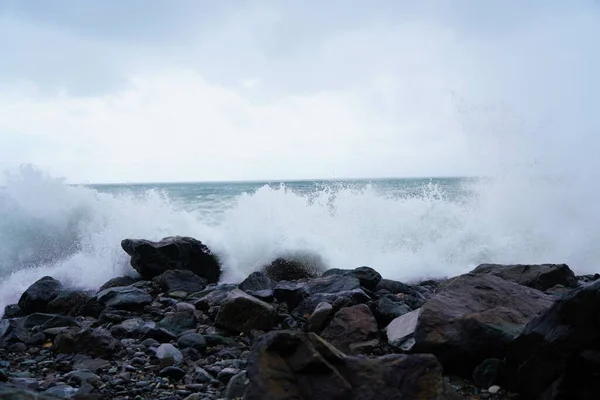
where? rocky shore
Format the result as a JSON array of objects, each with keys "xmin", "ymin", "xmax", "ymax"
[{"xmin": 0, "ymin": 236, "xmax": 598, "ymax": 399}]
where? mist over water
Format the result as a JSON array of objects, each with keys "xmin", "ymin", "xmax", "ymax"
[{"xmin": 1, "ymin": 162, "xmax": 599, "ymax": 313}]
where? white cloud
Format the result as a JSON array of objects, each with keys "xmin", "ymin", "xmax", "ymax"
[{"xmin": 1, "ymin": 1, "xmax": 599, "ymax": 183}]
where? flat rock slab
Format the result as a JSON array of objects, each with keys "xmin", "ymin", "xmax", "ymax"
[{"xmin": 471, "ymin": 263, "xmax": 578, "ymax": 291}]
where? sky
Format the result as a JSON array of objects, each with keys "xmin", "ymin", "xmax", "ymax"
[{"xmin": 1, "ymin": 0, "xmax": 599, "ymax": 183}]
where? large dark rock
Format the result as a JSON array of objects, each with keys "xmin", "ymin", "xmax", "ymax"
[
  {"xmin": 95, "ymin": 286, "xmax": 153, "ymax": 310},
  {"xmin": 121, "ymin": 236, "xmax": 221, "ymax": 282},
  {"xmin": 412, "ymin": 273, "xmax": 554, "ymax": 376},
  {"xmin": 155, "ymin": 311, "xmax": 197, "ymax": 336},
  {"xmin": 47, "ymin": 289, "xmax": 92, "ymax": 316},
  {"xmin": 471, "ymin": 263, "xmax": 578, "ymax": 291},
  {"xmin": 215, "ymin": 289, "xmax": 276, "ymax": 333},
  {"xmin": 372, "ymin": 296, "xmax": 412, "ymax": 327},
  {"xmin": 262, "ymin": 256, "xmax": 322, "ymax": 282},
  {"xmin": 191, "ymin": 284, "xmax": 237, "ymax": 311},
  {"xmin": 322, "ymin": 267, "xmax": 382, "ymax": 291},
  {"xmin": 375, "ymin": 278, "xmax": 412, "ymax": 294},
  {"xmin": 17, "ymin": 276, "xmax": 62, "ymax": 315},
  {"xmin": 294, "ymin": 289, "xmax": 371, "ymax": 316},
  {"xmin": 503, "ymin": 279, "xmax": 600, "ymax": 399},
  {"xmin": 320, "ymin": 304, "xmax": 379, "ymax": 354},
  {"xmin": 152, "ymin": 269, "xmax": 207, "ymax": 294},
  {"xmin": 239, "ymin": 271, "xmax": 275, "ymax": 292},
  {"xmin": 304, "ymin": 275, "xmax": 360, "ymax": 295},
  {"xmin": 98, "ymin": 276, "xmax": 140, "ymax": 291},
  {"xmin": 273, "ymin": 281, "xmax": 309, "ymax": 310},
  {"xmin": 109, "ymin": 318, "xmax": 155, "ymax": 339},
  {"xmin": 244, "ymin": 330, "xmax": 458, "ymax": 400},
  {"xmin": 54, "ymin": 327, "xmax": 121, "ymax": 358}
]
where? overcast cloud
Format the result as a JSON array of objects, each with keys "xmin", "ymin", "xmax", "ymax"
[{"xmin": 1, "ymin": 0, "xmax": 599, "ymax": 183}]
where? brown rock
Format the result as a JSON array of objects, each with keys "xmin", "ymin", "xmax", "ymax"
[{"xmin": 320, "ymin": 304, "xmax": 378, "ymax": 354}]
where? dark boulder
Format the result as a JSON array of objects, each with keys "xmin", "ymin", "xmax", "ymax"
[
  {"xmin": 98, "ymin": 276, "xmax": 140, "ymax": 291},
  {"xmin": 239, "ymin": 271, "xmax": 275, "ymax": 292},
  {"xmin": 323, "ymin": 266, "xmax": 382, "ymax": 291},
  {"xmin": 273, "ymin": 281, "xmax": 309, "ymax": 310},
  {"xmin": 471, "ymin": 263, "xmax": 578, "ymax": 291},
  {"xmin": 177, "ymin": 333, "xmax": 207, "ymax": 352},
  {"xmin": 306, "ymin": 302, "xmax": 333, "ymax": 333},
  {"xmin": 191, "ymin": 284, "xmax": 237, "ymax": 311},
  {"xmin": 503, "ymin": 279, "xmax": 600, "ymax": 399},
  {"xmin": 109, "ymin": 318, "xmax": 155, "ymax": 339},
  {"xmin": 17, "ymin": 276, "xmax": 62, "ymax": 314},
  {"xmin": 320, "ymin": 304, "xmax": 379, "ymax": 354},
  {"xmin": 412, "ymin": 273, "xmax": 553, "ymax": 376},
  {"xmin": 2, "ymin": 305, "xmax": 22, "ymax": 319},
  {"xmin": 244, "ymin": 330, "xmax": 459, "ymax": 400},
  {"xmin": 121, "ymin": 236, "xmax": 221, "ymax": 282},
  {"xmin": 54, "ymin": 327, "xmax": 121, "ymax": 358},
  {"xmin": 371, "ymin": 296, "xmax": 412, "ymax": 327},
  {"xmin": 95, "ymin": 286, "xmax": 153, "ymax": 310},
  {"xmin": 152, "ymin": 269, "xmax": 207, "ymax": 294},
  {"xmin": 294, "ymin": 289, "xmax": 371, "ymax": 316},
  {"xmin": 215, "ymin": 289, "xmax": 276, "ymax": 333},
  {"xmin": 155, "ymin": 311, "xmax": 197, "ymax": 336},
  {"xmin": 304, "ymin": 275, "xmax": 360, "ymax": 295},
  {"xmin": 375, "ymin": 278, "xmax": 412, "ymax": 294},
  {"xmin": 47, "ymin": 289, "xmax": 92, "ymax": 316},
  {"xmin": 262, "ymin": 256, "xmax": 322, "ymax": 282}
]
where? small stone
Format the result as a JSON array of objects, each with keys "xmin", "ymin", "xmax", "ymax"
[
  {"xmin": 142, "ymin": 338, "xmax": 160, "ymax": 348},
  {"xmin": 217, "ymin": 367, "xmax": 239, "ymax": 384},
  {"xmin": 488, "ymin": 385, "xmax": 501, "ymax": 394},
  {"xmin": 177, "ymin": 333, "xmax": 207, "ymax": 352},
  {"xmin": 156, "ymin": 343, "xmax": 183, "ymax": 367},
  {"xmin": 175, "ymin": 302, "xmax": 196, "ymax": 312}
]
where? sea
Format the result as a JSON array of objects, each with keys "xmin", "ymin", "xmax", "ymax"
[{"xmin": 1, "ymin": 166, "xmax": 599, "ymax": 313}]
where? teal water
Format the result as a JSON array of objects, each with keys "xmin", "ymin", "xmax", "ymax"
[{"xmin": 0, "ymin": 167, "xmax": 598, "ymax": 313}]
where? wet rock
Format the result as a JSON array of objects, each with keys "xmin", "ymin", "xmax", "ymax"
[
  {"xmin": 305, "ymin": 275, "xmax": 360, "ymax": 295},
  {"xmin": 244, "ymin": 330, "xmax": 458, "ymax": 400},
  {"xmin": 155, "ymin": 344, "xmax": 183, "ymax": 367},
  {"xmin": 306, "ymin": 302, "xmax": 333, "ymax": 333},
  {"xmin": 273, "ymin": 282, "xmax": 309, "ymax": 310},
  {"xmin": 65, "ymin": 370, "xmax": 100, "ymax": 385},
  {"xmin": 159, "ymin": 366, "xmax": 186, "ymax": 380},
  {"xmin": 320, "ymin": 304, "xmax": 379, "ymax": 354},
  {"xmin": 375, "ymin": 278, "xmax": 412, "ymax": 294},
  {"xmin": 224, "ymin": 371, "xmax": 247, "ymax": 399},
  {"xmin": 503, "ymin": 279, "xmax": 600, "ymax": 399},
  {"xmin": 18, "ymin": 276, "xmax": 62, "ymax": 315},
  {"xmin": 121, "ymin": 236, "xmax": 221, "ymax": 282},
  {"xmin": 0, "ymin": 384, "xmax": 57, "ymax": 399},
  {"xmin": 246, "ymin": 289, "xmax": 274, "ymax": 302},
  {"xmin": 294, "ymin": 289, "xmax": 371, "ymax": 316},
  {"xmin": 3, "ymin": 304, "xmax": 22, "ymax": 319},
  {"xmin": 155, "ymin": 311, "xmax": 197, "ymax": 336},
  {"xmin": 323, "ymin": 266, "xmax": 382, "ymax": 291},
  {"xmin": 215, "ymin": 289, "xmax": 276, "ymax": 334},
  {"xmin": 385, "ymin": 308, "xmax": 421, "ymax": 351},
  {"xmin": 262, "ymin": 255, "xmax": 323, "ymax": 282},
  {"xmin": 54, "ymin": 327, "xmax": 121, "ymax": 358},
  {"xmin": 471, "ymin": 263, "xmax": 578, "ymax": 291},
  {"xmin": 413, "ymin": 273, "xmax": 553, "ymax": 376},
  {"xmin": 472, "ymin": 358, "xmax": 502, "ymax": 389},
  {"xmin": 177, "ymin": 333, "xmax": 207, "ymax": 352},
  {"xmin": 153, "ymin": 269, "xmax": 208, "ymax": 295},
  {"xmin": 372, "ymin": 296, "xmax": 412, "ymax": 327},
  {"xmin": 72, "ymin": 358, "xmax": 110, "ymax": 373},
  {"xmin": 47, "ymin": 289, "xmax": 92, "ymax": 316},
  {"xmin": 99, "ymin": 276, "xmax": 140, "ymax": 291},
  {"xmin": 239, "ymin": 271, "xmax": 275, "ymax": 292},
  {"xmin": 192, "ymin": 285, "xmax": 237, "ymax": 311},
  {"xmin": 95, "ymin": 286, "xmax": 153, "ymax": 310},
  {"xmin": 110, "ymin": 318, "xmax": 156, "ymax": 339},
  {"xmin": 0, "ymin": 370, "xmax": 6, "ymax": 382},
  {"xmin": 144, "ymin": 327, "xmax": 177, "ymax": 343}
]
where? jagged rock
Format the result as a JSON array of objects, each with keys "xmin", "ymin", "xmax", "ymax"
[
  {"xmin": 215, "ymin": 290, "xmax": 276, "ymax": 333},
  {"xmin": 385, "ymin": 308, "xmax": 421, "ymax": 351},
  {"xmin": 19, "ymin": 313, "xmax": 79, "ymax": 331},
  {"xmin": 412, "ymin": 273, "xmax": 553, "ymax": 376},
  {"xmin": 471, "ymin": 263, "xmax": 578, "ymax": 291},
  {"xmin": 191, "ymin": 284, "xmax": 237, "ymax": 311},
  {"xmin": 3, "ymin": 305, "xmax": 22, "ymax": 319},
  {"xmin": 54, "ymin": 327, "xmax": 121, "ymax": 358},
  {"xmin": 372, "ymin": 296, "xmax": 412, "ymax": 327},
  {"xmin": 320, "ymin": 304, "xmax": 379, "ymax": 354},
  {"xmin": 323, "ymin": 267, "xmax": 382, "ymax": 291},
  {"xmin": 503, "ymin": 279, "xmax": 600, "ymax": 399},
  {"xmin": 307, "ymin": 302, "xmax": 333, "ymax": 333},
  {"xmin": 47, "ymin": 289, "xmax": 92, "ymax": 316},
  {"xmin": 17, "ymin": 277, "xmax": 62, "ymax": 315},
  {"xmin": 152, "ymin": 270, "xmax": 207, "ymax": 295},
  {"xmin": 98, "ymin": 276, "xmax": 140, "ymax": 292},
  {"xmin": 244, "ymin": 330, "xmax": 459, "ymax": 400},
  {"xmin": 304, "ymin": 275, "xmax": 360, "ymax": 295},
  {"xmin": 121, "ymin": 236, "xmax": 221, "ymax": 282},
  {"xmin": 95, "ymin": 286, "xmax": 153, "ymax": 310},
  {"xmin": 273, "ymin": 282, "xmax": 309, "ymax": 310},
  {"xmin": 239, "ymin": 271, "xmax": 275, "ymax": 292},
  {"xmin": 155, "ymin": 311, "xmax": 197, "ymax": 336}
]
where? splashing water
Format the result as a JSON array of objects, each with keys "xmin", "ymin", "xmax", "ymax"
[{"xmin": 0, "ymin": 165, "xmax": 599, "ymax": 313}]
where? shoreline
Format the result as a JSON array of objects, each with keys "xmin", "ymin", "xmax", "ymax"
[{"xmin": 0, "ymin": 235, "xmax": 597, "ymax": 399}]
